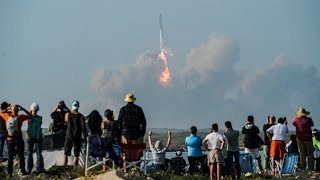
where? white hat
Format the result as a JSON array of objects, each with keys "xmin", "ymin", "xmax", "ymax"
[{"xmin": 30, "ymin": 102, "xmax": 39, "ymax": 112}]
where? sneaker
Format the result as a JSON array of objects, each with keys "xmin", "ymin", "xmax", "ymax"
[
  {"xmin": 20, "ymin": 171, "xmax": 28, "ymax": 176},
  {"xmin": 36, "ymin": 169, "xmax": 46, "ymax": 174}
]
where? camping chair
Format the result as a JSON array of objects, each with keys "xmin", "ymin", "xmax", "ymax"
[
  {"xmin": 274, "ymin": 153, "xmax": 299, "ymax": 178},
  {"xmin": 85, "ymin": 135, "xmax": 118, "ymax": 176},
  {"xmin": 239, "ymin": 153, "xmax": 254, "ymax": 174},
  {"xmin": 120, "ymin": 143, "xmax": 147, "ymax": 174}
]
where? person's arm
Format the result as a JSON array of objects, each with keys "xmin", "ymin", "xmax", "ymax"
[
  {"xmin": 64, "ymin": 112, "xmax": 69, "ymax": 123},
  {"xmin": 310, "ymin": 118, "xmax": 314, "ymax": 127},
  {"xmin": 220, "ymin": 136, "xmax": 225, "ymax": 150},
  {"xmin": 148, "ymin": 131, "xmax": 153, "ymax": 148},
  {"xmin": 292, "ymin": 118, "xmax": 296, "ymax": 127},
  {"xmin": 202, "ymin": 138, "xmax": 209, "ymax": 151},
  {"xmin": 242, "ymin": 126, "xmax": 247, "ymax": 134},
  {"xmin": 18, "ymin": 105, "xmax": 31, "ymax": 118},
  {"xmin": 81, "ymin": 115, "xmax": 87, "ymax": 138},
  {"xmin": 1, "ymin": 105, "xmax": 11, "ymax": 113},
  {"xmin": 118, "ymin": 108, "xmax": 123, "ymax": 135},
  {"xmin": 166, "ymin": 131, "xmax": 171, "ymax": 148},
  {"xmin": 140, "ymin": 107, "xmax": 146, "ymax": 136},
  {"xmin": 266, "ymin": 126, "xmax": 274, "ymax": 142}
]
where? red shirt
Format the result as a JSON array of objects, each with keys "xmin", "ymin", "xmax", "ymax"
[{"xmin": 292, "ymin": 116, "xmax": 314, "ymax": 141}]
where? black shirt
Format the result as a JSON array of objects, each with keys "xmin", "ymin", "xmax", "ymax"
[{"xmin": 263, "ymin": 124, "xmax": 274, "ymax": 146}]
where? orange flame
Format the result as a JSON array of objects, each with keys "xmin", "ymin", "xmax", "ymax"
[{"xmin": 159, "ymin": 50, "xmax": 172, "ymax": 85}]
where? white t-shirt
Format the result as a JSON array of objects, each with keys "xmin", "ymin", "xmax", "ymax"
[
  {"xmin": 267, "ymin": 123, "xmax": 288, "ymax": 141},
  {"xmin": 150, "ymin": 146, "xmax": 168, "ymax": 165},
  {"xmin": 204, "ymin": 132, "xmax": 224, "ymax": 150}
]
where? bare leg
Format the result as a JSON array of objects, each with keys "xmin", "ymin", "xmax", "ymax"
[
  {"xmin": 256, "ymin": 157, "xmax": 263, "ymax": 173},
  {"xmin": 209, "ymin": 164, "xmax": 214, "ymax": 180},
  {"xmin": 102, "ymin": 157, "xmax": 106, "ymax": 172},
  {"xmin": 271, "ymin": 157, "xmax": 275, "ymax": 174},
  {"xmin": 64, "ymin": 155, "xmax": 68, "ymax": 166},
  {"xmin": 216, "ymin": 163, "xmax": 221, "ymax": 180},
  {"xmin": 122, "ymin": 153, "xmax": 127, "ymax": 173},
  {"xmin": 73, "ymin": 156, "xmax": 78, "ymax": 166}
]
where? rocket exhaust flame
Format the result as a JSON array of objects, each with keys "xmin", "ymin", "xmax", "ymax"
[{"xmin": 159, "ymin": 14, "xmax": 173, "ymax": 85}]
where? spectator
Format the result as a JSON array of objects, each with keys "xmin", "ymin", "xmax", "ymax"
[
  {"xmin": 292, "ymin": 107, "xmax": 314, "ymax": 173},
  {"xmin": 202, "ymin": 123, "xmax": 225, "ymax": 180},
  {"xmin": 64, "ymin": 100, "xmax": 87, "ymax": 166},
  {"xmin": 313, "ymin": 129, "xmax": 320, "ymax": 150},
  {"xmin": 185, "ymin": 126, "xmax": 203, "ymax": 174},
  {"xmin": 224, "ymin": 121, "xmax": 240, "ymax": 179},
  {"xmin": 262, "ymin": 116, "xmax": 275, "ymax": 173},
  {"xmin": 26, "ymin": 103, "xmax": 45, "ymax": 174},
  {"xmin": 286, "ymin": 134, "xmax": 299, "ymax": 153},
  {"xmin": 0, "ymin": 102, "xmax": 10, "ymax": 159},
  {"xmin": 86, "ymin": 110, "xmax": 103, "ymax": 136},
  {"xmin": 118, "ymin": 93, "xmax": 146, "ymax": 144},
  {"xmin": 102, "ymin": 109, "xmax": 121, "ymax": 144},
  {"xmin": 6, "ymin": 104, "xmax": 30, "ymax": 176},
  {"xmin": 51, "ymin": 101, "xmax": 69, "ymax": 133},
  {"xmin": 267, "ymin": 117, "xmax": 288, "ymax": 176},
  {"xmin": 242, "ymin": 115, "xmax": 263, "ymax": 173},
  {"xmin": 148, "ymin": 131, "xmax": 171, "ymax": 171}
]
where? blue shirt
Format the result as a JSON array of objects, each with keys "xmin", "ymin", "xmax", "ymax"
[{"xmin": 185, "ymin": 134, "xmax": 203, "ymax": 157}]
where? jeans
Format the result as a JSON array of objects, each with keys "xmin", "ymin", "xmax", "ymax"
[
  {"xmin": 27, "ymin": 138, "xmax": 44, "ymax": 172},
  {"xmin": 263, "ymin": 145, "xmax": 271, "ymax": 171},
  {"xmin": 297, "ymin": 140, "xmax": 314, "ymax": 170},
  {"xmin": 227, "ymin": 151, "xmax": 241, "ymax": 178},
  {"xmin": 0, "ymin": 133, "xmax": 7, "ymax": 158},
  {"xmin": 7, "ymin": 134, "xmax": 26, "ymax": 174}
]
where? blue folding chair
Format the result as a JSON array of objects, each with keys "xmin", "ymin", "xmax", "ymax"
[
  {"xmin": 240, "ymin": 153, "xmax": 253, "ymax": 174},
  {"xmin": 275, "ymin": 153, "xmax": 299, "ymax": 178}
]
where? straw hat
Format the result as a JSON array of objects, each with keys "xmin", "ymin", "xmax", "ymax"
[
  {"xmin": 124, "ymin": 93, "xmax": 136, "ymax": 102},
  {"xmin": 295, "ymin": 107, "xmax": 310, "ymax": 116}
]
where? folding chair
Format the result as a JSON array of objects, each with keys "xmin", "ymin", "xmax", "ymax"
[
  {"xmin": 274, "ymin": 153, "xmax": 299, "ymax": 178},
  {"xmin": 120, "ymin": 143, "xmax": 147, "ymax": 174},
  {"xmin": 239, "ymin": 153, "xmax": 253, "ymax": 174},
  {"xmin": 85, "ymin": 135, "xmax": 116, "ymax": 176}
]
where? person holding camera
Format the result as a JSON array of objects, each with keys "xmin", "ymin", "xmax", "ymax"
[{"xmin": 51, "ymin": 101, "xmax": 70, "ymax": 133}]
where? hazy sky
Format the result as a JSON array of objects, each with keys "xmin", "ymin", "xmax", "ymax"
[{"xmin": 1, "ymin": 1, "xmax": 319, "ymax": 129}]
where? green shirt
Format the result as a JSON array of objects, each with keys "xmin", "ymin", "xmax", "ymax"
[
  {"xmin": 313, "ymin": 136, "xmax": 320, "ymax": 150},
  {"xmin": 224, "ymin": 130, "xmax": 240, "ymax": 152}
]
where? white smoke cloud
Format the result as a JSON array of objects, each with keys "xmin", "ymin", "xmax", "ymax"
[{"xmin": 87, "ymin": 34, "xmax": 320, "ymax": 130}]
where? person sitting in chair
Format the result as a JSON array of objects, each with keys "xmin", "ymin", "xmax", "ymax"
[{"xmin": 148, "ymin": 131, "xmax": 171, "ymax": 171}]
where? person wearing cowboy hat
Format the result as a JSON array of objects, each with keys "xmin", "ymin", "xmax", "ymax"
[
  {"xmin": 118, "ymin": 93, "xmax": 146, "ymax": 144},
  {"xmin": 292, "ymin": 107, "xmax": 314, "ymax": 173}
]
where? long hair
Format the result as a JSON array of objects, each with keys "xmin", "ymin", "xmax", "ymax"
[{"xmin": 86, "ymin": 110, "xmax": 103, "ymax": 135}]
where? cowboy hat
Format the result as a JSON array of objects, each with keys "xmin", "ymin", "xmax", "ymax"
[
  {"xmin": 124, "ymin": 93, "xmax": 136, "ymax": 102},
  {"xmin": 295, "ymin": 107, "xmax": 310, "ymax": 116}
]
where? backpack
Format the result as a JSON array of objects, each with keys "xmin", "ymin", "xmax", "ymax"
[
  {"xmin": 27, "ymin": 116, "xmax": 42, "ymax": 141},
  {"xmin": 6, "ymin": 116, "xmax": 18, "ymax": 137}
]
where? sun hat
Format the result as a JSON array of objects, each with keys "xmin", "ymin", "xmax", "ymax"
[
  {"xmin": 124, "ymin": 93, "xmax": 136, "ymax": 102},
  {"xmin": 295, "ymin": 107, "xmax": 310, "ymax": 116},
  {"xmin": 29, "ymin": 102, "xmax": 39, "ymax": 112},
  {"xmin": 72, "ymin": 100, "xmax": 80, "ymax": 110},
  {"xmin": 313, "ymin": 129, "xmax": 319, "ymax": 134}
]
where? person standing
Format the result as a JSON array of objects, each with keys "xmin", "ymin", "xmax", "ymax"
[
  {"xmin": 64, "ymin": 100, "xmax": 87, "ymax": 166},
  {"xmin": 51, "ymin": 101, "xmax": 69, "ymax": 133},
  {"xmin": 202, "ymin": 123, "xmax": 225, "ymax": 180},
  {"xmin": 26, "ymin": 103, "xmax": 44, "ymax": 174},
  {"xmin": 118, "ymin": 93, "xmax": 146, "ymax": 144},
  {"xmin": 242, "ymin": 115, "xmax": 263, "ymax": 173},
  {"xmin": 267, "ymin": 117, "xmax": 288, "ymax": 176},
  {"xmin": 0, "ymin": 102, "xmax": 10, "ymax": 159},
  {"xmin": 224, "ymin": 121, "xmax": 240, "ymax": 179},
  {"xmin": 5, "ymin": 104, "xmax": 30, "ymax": 176},
  {"xmin": 185, "ymin": 126, "xmax": 203, "ymax": 174},
  {"xmin": 262, "ymin": 116, "xmax": 275, "ymax": 173},
  {"xmin": 292, "ymin": 107, "xmax": 314, "ymax": 173}
]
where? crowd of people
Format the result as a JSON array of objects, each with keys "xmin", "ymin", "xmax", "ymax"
[{"xmin": 0, "ymin": 94, "xmax": 319, "ymax": 180}]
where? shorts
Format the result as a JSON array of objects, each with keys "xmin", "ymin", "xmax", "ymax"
[
  {"xmin": 270, "ymin": 140, "xmax": 286, "ymax": 158},
  {"xmin": 64, "ymin": 138, "xmax": 81, "ymax": 157},
  {"xmin": 208, "ymin": 149, "xmax": 225, "ymax": 165},
  {"xmin": 244, "ymin": 148, "xmax": 260, "ymax": 159},
  {"xmin": 121, "ymin": 136, "xmax": 143, "ymax": 144}
]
